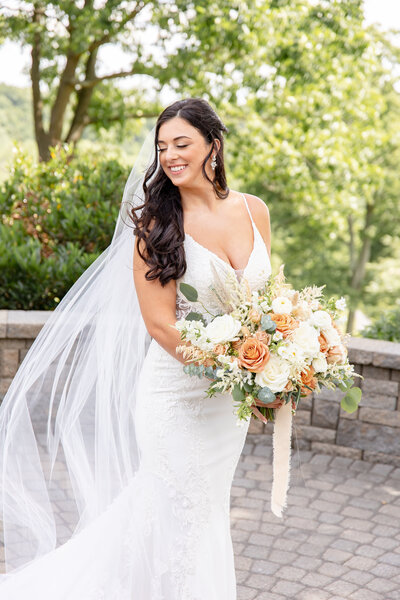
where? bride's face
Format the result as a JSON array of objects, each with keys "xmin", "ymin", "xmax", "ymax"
[{"xmin": 157, "ymin": 117, "xmax": 217, "ymax": 188}]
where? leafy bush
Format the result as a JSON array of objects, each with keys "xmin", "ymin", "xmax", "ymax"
[
  {"xmin": 360, "ymin": 307, "xmax": 400, "ymax": 343},
  {"xmin": 0, "ymin": 145, "xmax": 130, "ymax": 310}
]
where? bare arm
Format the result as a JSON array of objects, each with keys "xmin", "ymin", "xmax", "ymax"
[{"xmin": 133, "ymin": 235, "xmax": 189, "ymax": 365}]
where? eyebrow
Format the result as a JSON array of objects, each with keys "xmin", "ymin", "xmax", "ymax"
[{"xmin": 157, "ymin": 135, "xmax": 192, "ymax": 143}]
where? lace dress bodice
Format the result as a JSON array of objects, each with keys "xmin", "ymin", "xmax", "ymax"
[{"xmin": 175, "ymin": 193, "xmax": 272, "ymax": 322}]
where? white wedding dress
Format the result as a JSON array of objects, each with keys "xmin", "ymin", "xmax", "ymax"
[{"xmin": 0, "ymin": 193, "xmax": 271, "ymax": 600}]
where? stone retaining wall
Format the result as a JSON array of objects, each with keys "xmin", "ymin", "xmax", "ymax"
[{"xmin": 1, "ymin": 310, "xmax": 400, "ymax": 465}]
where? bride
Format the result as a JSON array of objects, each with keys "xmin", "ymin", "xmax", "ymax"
[{"xmin": 0, "ymin": 97, "xmax": 282, "ymax": 599}]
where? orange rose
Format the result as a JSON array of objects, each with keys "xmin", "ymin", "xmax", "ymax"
[
  {"xmin": 270, "ymin": 313, "xmax": 299, "ymax": 338},
  {"xmin": 300, "ymin": 365, "xmax": 317, "ymax": 396},
  {"xmin": 238, "ymin": 337, "xmax": 270, "ymax": 372},
  {"xmin": 318, "ymin": 332, "xmax": 329, "ymax": 354},
  {"xmin": 254, "ymin": 330, "xmax": 271, "ymax": 345}
]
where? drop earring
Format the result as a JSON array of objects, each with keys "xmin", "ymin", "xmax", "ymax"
[{"xmin": 211, "ymin": 154, "xmax": 217, "ymax": 170}]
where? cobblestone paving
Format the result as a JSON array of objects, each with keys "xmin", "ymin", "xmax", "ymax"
[{"xmin": 231, "ymin": 434, "xmax": 400, "ymax": 600}]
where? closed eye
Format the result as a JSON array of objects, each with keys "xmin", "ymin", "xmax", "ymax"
[{"xmin": 157, "ymin": 145, "xmax": 188, "ymax": 152}]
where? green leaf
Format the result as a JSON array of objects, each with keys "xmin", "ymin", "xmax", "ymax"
[
  {"xmin": 257, "ymin": 386, "xmax": 276, "ymax": 404},
  {"xmin": 232, "ymin": 384, "xmax": 246, "ymax": 402},
  {"xmin": 179, "ymin": 282, "xmax": 198, "ymax": 302},
  {"xmin": 186, "ymin": 311, "xmax": 205, "ymax": 324},
  {"xmin": 339, "ymin": 377, "xmax": 354, "ymax": 392},
  {"xmin": 341, "ymin": 386, "xmax": 362, "ymax": 413},
  {"xmin": 243, "ymin": 380, "xmax": 254, "ymax": 393}
]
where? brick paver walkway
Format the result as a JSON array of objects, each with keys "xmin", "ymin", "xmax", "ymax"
[{"xmin": 232, "ymin": 433, "xmax": 400, "ymax": 600}]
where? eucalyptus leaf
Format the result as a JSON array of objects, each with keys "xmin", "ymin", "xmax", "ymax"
[
  {"xmin": 243, "ymin": 381, "xmax": 253, "ymax": 393},
  {"xmin": 341, "ymin": 386, "xmax": 362, "ymax": 413},
  {"xmin": 179, "ymin": 282, "xmax": 198, "ymax": 302},
  {"xmin": 186, "ymin": 311, "xmax": 206, "ymax": 324},
  {"xmin": 232, "ymin": 384, "xmax": 246, "ymax": 402},
  {"xmin": 260, "ymin": 315, "xmax": 277, "ymax": 333},
  {"xmin": 257, "ymin": 386, "xmax": 276, "ymax": 405}
]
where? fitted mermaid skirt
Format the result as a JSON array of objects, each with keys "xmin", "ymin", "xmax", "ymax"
[{"xmin": 0, "ymin": 337, "xmax": 250, "ymax": 600}]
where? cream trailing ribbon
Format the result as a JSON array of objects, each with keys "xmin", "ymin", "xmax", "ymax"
[{"xmin": 270, "ymin": 401, "xmax": 293, "ymax": 518}]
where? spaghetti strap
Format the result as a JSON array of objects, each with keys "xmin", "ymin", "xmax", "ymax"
[{"xmin": 241, "ymin": 192, "xmax": 254, "ymax": 224}]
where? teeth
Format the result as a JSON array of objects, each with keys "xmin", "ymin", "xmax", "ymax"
[{"xmin": 170, "ymin": 165, "xmax": 187, "ymax": 172}]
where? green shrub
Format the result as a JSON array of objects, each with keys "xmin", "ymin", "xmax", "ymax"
[
  {"xmin": 0, "ymin": 145, "xmax": 130, "ymax": 310},
  {"xmin": 360, "ymin": 307, "xmax": 400, "ymax": 343}
]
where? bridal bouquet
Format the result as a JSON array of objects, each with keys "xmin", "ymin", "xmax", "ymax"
[{"xmin": 173, "ymin": 265, "xmax": 362, "ymax": 424}]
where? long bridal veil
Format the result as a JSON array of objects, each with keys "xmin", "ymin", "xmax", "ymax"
[{"xmin": 0, "ymin": 126, "xmax": 157, "ymax": 575}]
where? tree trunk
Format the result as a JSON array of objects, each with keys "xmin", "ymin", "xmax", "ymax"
[
  {"xmin": 30, "ymin": 5, "xmax": 52, "ymax": 161},
  {"xmin": 65, "ymin": 49, "xmax": 98, "ymax": 144}
]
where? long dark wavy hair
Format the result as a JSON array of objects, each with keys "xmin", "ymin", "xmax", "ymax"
[{"xmin": 130, "ymin": 97, "xmax": 229, "ymax": 286}]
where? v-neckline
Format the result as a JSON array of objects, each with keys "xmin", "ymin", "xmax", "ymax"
[{"xmin": 184, "ymin": 216, "xmax": 257, "ymax": 274}]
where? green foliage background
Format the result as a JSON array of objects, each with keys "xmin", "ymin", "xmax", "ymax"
[
  {"xmin": 1, "ymin": 0, "xmax": 400, "ymax": 335},
  {"xmin": 0, "ymin": 146, "xmax": 129, "ymax": 309}
]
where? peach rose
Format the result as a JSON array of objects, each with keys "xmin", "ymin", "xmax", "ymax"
[
  {"xmin": 318, "ymin": 332, "xmax": 329, "ymax": 354},
  {"xmin": 300, "ymin": 365, "xmax": 317, "ymax": 396},
  {"xmin": 238, "ymin": 337, "xmax": 270, "ymax": 373},
  {"xmin": 213, "ymin": 343, "xmax": 228, "ymax": 355},
  {"xmin": 270, "ymin": 313, "xmax": 299, "ymax": 338},
  {"xmin": 248, "ymin": 309, "xmax": 261, "ymax": 324},
  {"xmin": 254, "ymin": 330, "xmax": 272, "ymax": 345},
  {"xmin": 326, "ymin": 344, "xmax": 347, "ymax": 364},
  {"xmin": 240, "ymin": 325, "xmax": 251, "ymax": 338}
]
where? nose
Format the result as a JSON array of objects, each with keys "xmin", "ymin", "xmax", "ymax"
[{"xmin": 165, "ymin": 146, "xmax": 179, "ymax": 162}]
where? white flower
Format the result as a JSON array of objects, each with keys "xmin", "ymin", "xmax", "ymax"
[
  {"xmin": 260, "ymin": 300, "xmax": 271, "ymax": 312},
  {"xmin": 255, "ymin": 354, "xmax": 291, "ymax": 393},
  {"xmin": 205, "ymin": 314, "xmax": 242, "ymax": 344},
  {"xmin": 309, "ymin": 310, "xmax": 331, "ymax": 329},
  {"xmin": 322, "ymin": 325, "xmax": 341, "ymax": 347},
  {"xmin": 277, "ymin": 342, "xmax": 306, "ymax": 363},
  {"xmin": 335, "ymin": 297, "xmax": 347, "ymax": 311},
  {"xmin": 312, "ymin": 353, "xmax": 328, "ymax": 373},
  {"xmin": 175, "ymin": 318, "xmax": 186, "ymax": 331},
  {"xmin": 271, "ymin": 296, "xmax": 292, "ymax": 314},
  {"xmin": 290, "ymin": 323, "xmax": 321, "ymax": 358},
  {"xmin": 272, "ymin": 331, "xmax": 284, "ymax": 342}
]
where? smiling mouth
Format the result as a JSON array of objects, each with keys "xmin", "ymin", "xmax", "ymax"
[{"xmin": 169, "ymin": 165, "xmax": 188, "ymax": 173}]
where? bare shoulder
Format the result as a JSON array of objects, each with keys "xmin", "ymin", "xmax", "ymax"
[
  {"xmin": 242, "ymin": 193, "xmax": 270, "ymax": 223},
  {"xmin": 242, "ymin": 192, "xmax": 271, "ymax": 249}
]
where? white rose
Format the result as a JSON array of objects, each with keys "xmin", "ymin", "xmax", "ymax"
[
  {"xmin": 335, "ymin": 297, "xmax": 347, "ymax": 311},
  {"xmin": 290, "ymin": 323, "xmax": 321, "ymax": 358},
  {"xmin": 312, "ymin": 353, "xmax": 328, "ymax": 373},
  {"xmin": 309, "ymin": 310, "xmax": 331, "ymax": 329},
  {"xmin": 277, "ymin": 342, "xmax": 306, "ymax": 363},
  {"xmin": 271, "ymin": 296, "xmax": 293, "ymax": 314},
  {"xmin": 322, "ymin": 325, "xmax": 341, "ymax": 347},
  {"xmin": 205, "ymin": 314, "xmax": 242, "ymax": 344},
  {"xmin": 255, "ymin": 354, "xmax": 291, "ymax": 393}
]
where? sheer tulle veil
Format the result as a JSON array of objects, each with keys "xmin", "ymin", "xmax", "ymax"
[{"xmin": 0, "ymin": 126, "xmax": 157, "ymax": 574}]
